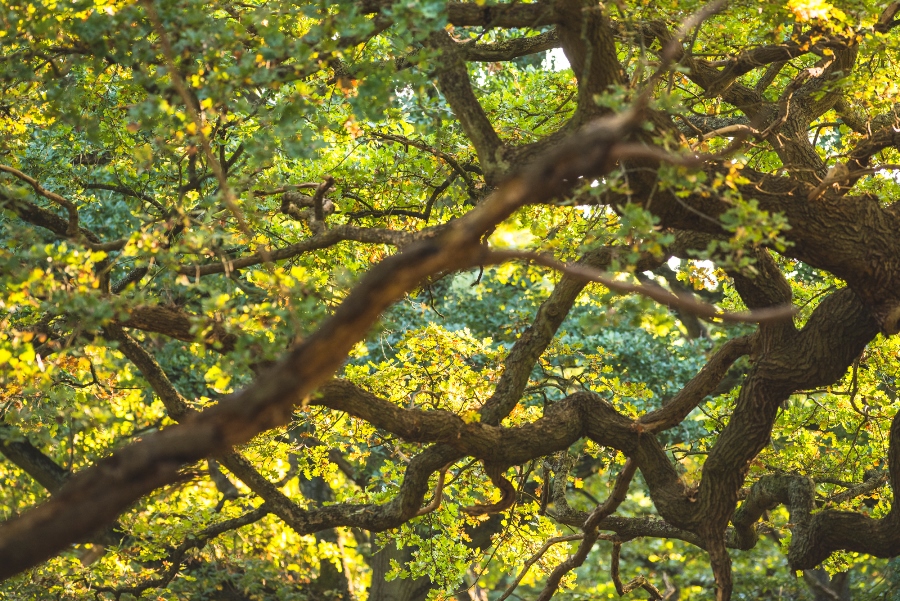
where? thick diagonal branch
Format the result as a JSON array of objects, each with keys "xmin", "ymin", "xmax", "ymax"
[{"xmin": 0, "ymin": 110, "xmax": 644, "ymax": 578}]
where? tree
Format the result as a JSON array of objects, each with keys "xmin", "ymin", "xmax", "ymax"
[{"xmin": 2, "ymin": 0, "xmax": 900, "ymax": 599}]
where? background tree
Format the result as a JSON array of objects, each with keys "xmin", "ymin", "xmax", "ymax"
[{"xmin": 2, "ymin": 0, "xmax": 900, "ymax": 599}]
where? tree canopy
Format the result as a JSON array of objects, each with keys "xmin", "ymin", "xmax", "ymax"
[{"xmin": 3, "ymin": 0, "xmax": 900, "ymax": 599}]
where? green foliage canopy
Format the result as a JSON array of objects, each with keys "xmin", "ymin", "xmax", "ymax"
[{"xmin": 2, "ymin": 0, "xmax": 900, "ymax": 600}]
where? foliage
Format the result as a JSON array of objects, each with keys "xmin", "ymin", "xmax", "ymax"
[{"xmin": 2, "ymin": 0, "xmax": 900, "ymax": 600}]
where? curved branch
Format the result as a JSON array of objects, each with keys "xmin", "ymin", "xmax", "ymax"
[
  {"xmin": 0, "ymin": 190, "xmax": 126, "ymax": 251},
  {"xmin": 486, "ymin": 249, "xmax": 796, "ymax": 324},
  {"xmin": 730, "ymin": 460, "xmax": 900, "ymax": 572},
  {"xmin": 460, "ymin": 464, "xmax": 517, "ymax": 515},
  {"xmin": 176, "ymin": 224, "xmax": 421, "ymax": 276},
  {"xmin": 638, "ymin": 335, "xmax": 752, "ymax": 433},
  {"xmin": 477, "ymin": 239, "xmax": 682, "ymax": 426},
  {"xmin": 118, "ymin": 305, "xmax": 238, "ymax": 353},
  {"xmin": 415, "ymin": 463, "xmax": 451, "ymax": 516},
  {"xmin": 105, "ymin": 326, "xmax": 329, "ymax": 540},
  {"xmin": 692, "ymin": 287, "xmax": 880, "ymax": 598},
  {"xmin": 611, "ymin": 541, "xmax": 662, "ymax": 598},
  {"xmin": 461, "ymin": 30, "xmax": 561, "ymax": 62},
  {"xmin": 0, "ymin": 425, "xmax": 69, "ymax": 495},
  {"xmin": 103, "ymin": 326, "xmax": 193, "ymax": 420},
  {"xmin": 0, "ymin": 164, "xmax": 79, "ymax": 237},
  {"xmin": 535, "ymin": 457, "xmax": 638, "ymax": 601}
]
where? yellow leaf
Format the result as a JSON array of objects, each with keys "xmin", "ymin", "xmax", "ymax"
[
  {"xmin": 134, "ymin": 143, "xmax": 153, "ymax": 164},
  {"xmin": 461, "ymin": 410, "xmax": 480, "ymax": 424}
]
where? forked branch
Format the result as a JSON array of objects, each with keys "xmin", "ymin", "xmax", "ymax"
[{"xmin": 535, "ymin": 457, "xmax": 638, "ymax": 601}]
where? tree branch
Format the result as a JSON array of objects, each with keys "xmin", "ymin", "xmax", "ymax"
[
  {"xmin": 428, "ymin": 29, "xmax": 506, "ymax": 184},
  {"xmin": 460, "ymin": 30, "xmax": 560, "ymax": 62},
  {"xmin": 638, "ymin": 335, "xmax": 752, "ymax": 433},
  {"xmin": 94, "ymin": 504, "xmax": 270, "ymax": 599},
  {"xmin": 176, "ymin": 224, "xmax": 421, "ymax": 276},
  {"xmin": 554, "ymin": 0, "xmax": 624, "ymax": 122},
  {"xmin": 496, "ymin": 534, "xmax": 584, "ymax": 601},
  {"xmin": 445, "ymin": 3, "xmax": 559, "ymax": 28},
  {"xmin": 610, "ymin": 541, "xmax": 662, "ymax": 598},
  {"xmin": 118, "ymin": 305, "xmax": 238, "ymax": 354},
  {"xmin": 535, "ymin": 457, "xmax": 638, "ymax": 601},
  {"xmin": 0, "ymin": 109, "xmax": 646, "ymax": 578},
  {"xmin": 0, "ymin": 425, "xmax": 69, "ymax": 495},
  {"xmin": 0, "ymin": 187, "xmax": 126, "ymax": 251},
  {"xmin": 485, "ymin": 249, "xmax": 796, "ymax": 324},
  {"xmin": 0, "ymin": 164, "xmax": 80, "ymax": 237},
  {"xmin": 368, "ymin": 130, "xmax": 478, "ymax": 198}
]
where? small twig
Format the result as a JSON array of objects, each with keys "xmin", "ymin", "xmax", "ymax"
[
  {"xmin": 539, "ymin": 462, "xmax": 551, "ymax": 515},
  {"xmin": 662, "ymin": 572, "xmax": 677, "ymax": 600},
  {"xmin": 611, "ymin": 541, "xmax": 663, "ymax": 599},
  {"xmin": 496, "ymin": 534, "xmax": 584, "ymax": 601},
  {"xmin": 636, "ymin": 0, "xmax": 726, "ymax": 106},
  {"xmin": 368, "ymin": 130, "xmax": 478, "ymax": 199},
  {"xmin": 693, "ymin": 124, "xmax": 760, "ymax": 147},
  {"xmin": 809, "ymin": 121, "xmax": 842, "ymax": 148},
  {"xmin": 535, "ymin": 458, "xmax": 639, "ymax": 601},
  {"xmin": 416, "ymin": 462, "xmax": 453, "ymax": 516},
  {"xmin": 801, "ymin": 571, "xmax": 843, "ymax": 601},
  {"xmin": 93, "ymin": 504, "xmax": 270, "ymax": 598},
  {"xmin": 760, "ymin": 59, "xmax": 830, "ymax": 140},
  {"xmin": 806, "ymin": 163, "xmax": 900, "ymax": 201},
  {"xmin": 253, "ymin": 183, "xmax": 322, "ymax": 197},
  {"xmin": 484, "ymin": 250, "xmax": 796, "ymax": 324},
  {"xmin": 849, "ymin": 163, "xmax": 900, "ymax": 177},
  {"xmin": 807, "ymin": 162, "xmax": 850, "ymax": 201},
  {"xmin": 612, "ymin": 135, "xmax": 751, "ymax": 169},
  {"xmin": 81, "ymin": 182, "xmax": 161, "ymax": 209},
  {"xmin": 846, "ymin": 358, "xmax": 868, "ymax": 418}
]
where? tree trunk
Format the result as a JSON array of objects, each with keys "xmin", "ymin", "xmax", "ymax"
[
  {"xmin": 300, "ymin": 475, "xmax": 353, "ymax": 600},
  {"xmin": 802, "ymin": 569, "xmax": 851, "ymax": 601}
]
